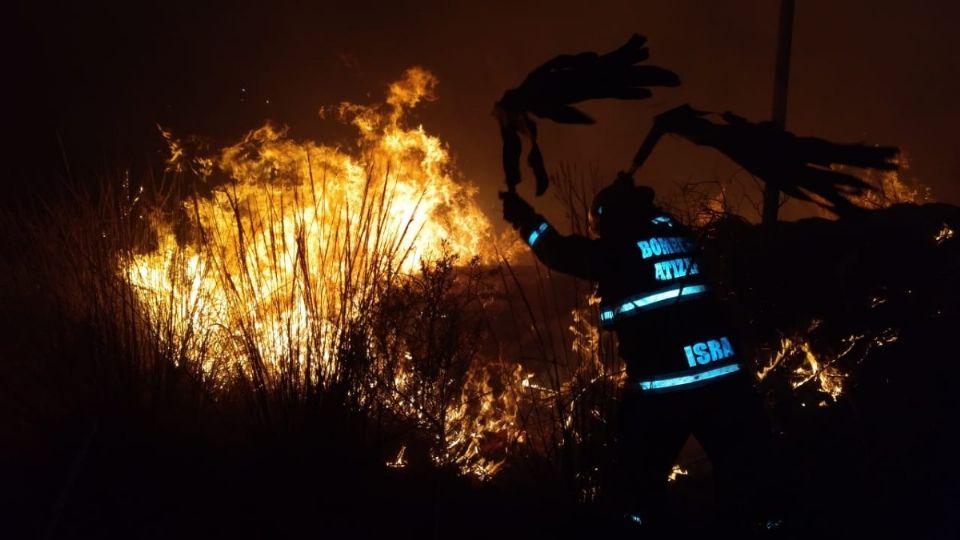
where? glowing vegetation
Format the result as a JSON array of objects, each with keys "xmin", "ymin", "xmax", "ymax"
[
  {"xmin": 757, "ymin": 320, "xmax": 900, "ymax": 403},
  {"xmin": 121, "ymin": 68, "xmax": 520, "ymax": 478}
]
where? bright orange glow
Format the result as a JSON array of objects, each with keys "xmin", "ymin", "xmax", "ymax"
[
  {"xmin": 121, "ymin": 68, "xmax": 521, "ymax": 479},
  {"xmin": 667, "ymin": 464, "xmax": 689, "ymax": 482},
  {"xmin": 757, "ymin": 320, "xmax": 900, "ymax": 403},
  {"xmin": 757, "ymin": 329, "xmax": 846, "ymax": 402}
]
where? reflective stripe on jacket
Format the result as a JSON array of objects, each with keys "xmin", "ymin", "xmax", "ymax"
[{"xmin": 517, "ymin": 212, "xmax": 740, "ymax": 391}]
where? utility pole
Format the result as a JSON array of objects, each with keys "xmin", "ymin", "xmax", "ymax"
[{"xmin": 763, "ymin": 0, "xmax": 795, "ymax": 228}]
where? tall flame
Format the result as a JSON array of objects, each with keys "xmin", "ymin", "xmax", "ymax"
[{"xmin": 121, "ymin": 68, "xmax": 519, "ymax": 478}]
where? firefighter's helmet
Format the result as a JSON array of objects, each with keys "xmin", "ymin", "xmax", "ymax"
[{"xmin": 590, "ymin": 173, "xmax": 656, "ymax": 238}]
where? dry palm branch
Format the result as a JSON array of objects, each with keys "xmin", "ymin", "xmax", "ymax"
[
  {"xmin": 631, "ymin": 105, "xmax": 901, "ymax": 216},
  {"xmin": 497, "ymin": 35, "xmax": 899, "ymax": 216},
  {"xmin": 494, "ymin": 34, "xmax": 680, "ymax": 195}
]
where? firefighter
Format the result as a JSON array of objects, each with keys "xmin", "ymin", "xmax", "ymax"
[{"xmin": 500, "ymin": 174, "xmax": 780, "ymax": 533}]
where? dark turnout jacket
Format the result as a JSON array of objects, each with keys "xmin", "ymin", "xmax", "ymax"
[{"xmin": 517, "ymin": 210, "xmax": 741, "ymax": 392}]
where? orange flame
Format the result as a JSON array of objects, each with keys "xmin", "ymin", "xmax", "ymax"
[
  {"xmin": 121, "ymin": 68, "xmax": 521, "ymax": 479},
  {"xmin": 757, "ymin": 320, "xmax": 900, "ymax": 404}
]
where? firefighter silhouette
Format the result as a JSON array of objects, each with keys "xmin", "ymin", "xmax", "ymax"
[
  {"xmin": 500, "ymin": 177, "xmax": 775, "ymax": 530},
  {"xmin": 495, "ymin": 34, "xmax": 897, "ymax": 532}
]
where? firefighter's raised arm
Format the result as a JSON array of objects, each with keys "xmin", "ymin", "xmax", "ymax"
[{"xmin": 500, "ymin": 190, "xmax": 600, "ymax": 281}]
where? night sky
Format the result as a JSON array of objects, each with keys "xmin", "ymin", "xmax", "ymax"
[{"xmin": 11, "ymin": 0, "xmax": 960, "ymax": 217}]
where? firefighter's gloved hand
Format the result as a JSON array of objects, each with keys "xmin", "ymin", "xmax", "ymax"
[{"xmin": 499, "ymin": 190, "xmax": 536, "ymax": 230}]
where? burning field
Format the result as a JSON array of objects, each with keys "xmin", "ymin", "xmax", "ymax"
[
  {"xmin": 2, "ymin": 67, "xmax": 959, "ymax": 538},
  {"xmin": 79, "ymin": 67, "xmax": 538, "ymax": 480}
]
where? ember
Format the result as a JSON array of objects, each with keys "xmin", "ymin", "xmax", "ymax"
[{"xmin": 667, "ymin": 464, "xmax": 689, "ymax": 482}]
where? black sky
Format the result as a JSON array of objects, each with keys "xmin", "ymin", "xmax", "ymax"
[{"xmin": 10, "ymin": 0, "xmax": 960, "ymax": 216}]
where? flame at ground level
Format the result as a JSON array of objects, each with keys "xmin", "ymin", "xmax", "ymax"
[
  {"xmin": 121, "ymin": 68, "xmax": 522, "ymax": 478},
  {"xmin": 757, "ymin": 319, "xmax": 900, "ymax": 404}
]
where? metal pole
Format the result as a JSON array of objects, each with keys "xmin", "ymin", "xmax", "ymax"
[{"xmin": 762, "ymin": 0, "xmax": 795, "ymax": 227}]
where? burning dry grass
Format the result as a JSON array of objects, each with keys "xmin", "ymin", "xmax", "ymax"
[
  {"xmin": 5, "ymin": 67, "xmax": 956, "ymax": 540},
  {"xmin": 3, "ymin": 68, "xmax": 534, "ymax": 482},
  {"xmin": 117, "ymin": 68, "xmax": 534, "ymax": 479},
  {"xmin": 0, "ymin": 73, "xmax": 624, "ymax": 511},
  {"xmin": 756, "ymin": 321, "xmax": 900, "ymax": 405},
  {"xmin": 107, "ymin": 67, "xmax": 634, "ymax": 484},
  {"xmin": 5, "ymin": 155, "xmax": 958, "ymax": 539}
]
